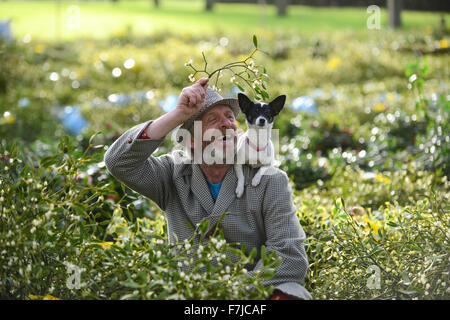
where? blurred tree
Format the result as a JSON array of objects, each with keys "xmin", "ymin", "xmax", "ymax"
[
  {"xmin": 440, "ymin": 15, "xmax": 446, "ymax": 29},
  {"xmin": 206, "ymin": 0, "xmax": 215, "ymax": 11},
  {"xmin": 276, "ymin": 0, "xmax": 289, "ymax": 16},
  {"xmin": 109, "ymin": 0, "xmax": 159, "ymax": 6},
  {"xmin": 388, "ymin": 0, "xmax": 402, "ymax": 28}
]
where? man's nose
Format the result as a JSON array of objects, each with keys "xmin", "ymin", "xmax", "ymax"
[{"xmin": 220, "ymin": 117, "xmax": 236, "ymax": 129}]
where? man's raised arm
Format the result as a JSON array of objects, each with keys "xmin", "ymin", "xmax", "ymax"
[
  {"xmin": 103, "ymin": 78, "xmax": 209, "ymax": 209},
  {"xmin": 143, "ymin": 78, "xmax": 209, "ymax": 140}
]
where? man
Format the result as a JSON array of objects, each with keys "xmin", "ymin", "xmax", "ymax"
[{"xmin": 104, "ymin": 78, "xmax": 311, "ymax": 300}]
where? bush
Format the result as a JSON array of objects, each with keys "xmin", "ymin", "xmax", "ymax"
[
  {"xmin": 1, "ymin": 27, "xmax": 449, "ymax": 300},
  {"xmin": 304, "ymin": 193, "xmax": 449, "ymax": 299},
  {"xmin": 0, "ymin": 136, "xmax": 278, "ymax": 299},
  {"xmin": 294, "ymin": 165, "xmax": 449, "ymax": 299}
]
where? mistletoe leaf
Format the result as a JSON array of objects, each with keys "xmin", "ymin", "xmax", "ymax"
[{"xmin": 253, "ymin": 35, "xmax": 258, "ymax": 48}]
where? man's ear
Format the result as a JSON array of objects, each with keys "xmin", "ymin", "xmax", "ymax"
[
  {"xmin": 269, "ymin": 95, "xmax": 286, "ymax": 116},
  {"xmin": 238, "ymin": 93, "xmax": 254, "ymax": 114}
]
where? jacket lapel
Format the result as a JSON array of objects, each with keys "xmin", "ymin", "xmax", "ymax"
[{"xmin": 190, "ymin": 164, "xmax": 215, "ymax": 216}]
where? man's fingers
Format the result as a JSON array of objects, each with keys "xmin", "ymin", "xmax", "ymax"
[
  {"xmin": 191, "ymin": 87, "xmax": 206, "ymax": 106},
  {"xmin": 180, "ymin": 79, "xmax": 208, "ymax": 110},
  {"xmin": 197, "ymin": 77, "xmax": 209, "ymax": 89},
  {"xmin": 188, "ymin": 94, "xmax": 197, "ymax": 107},
  {"xmin": 196, "ymin": 78, "xmax": 209, "ymax": 96},
  {"xmin": 183, "ymin": 88, "xmax": 196, "ymax": 105}
]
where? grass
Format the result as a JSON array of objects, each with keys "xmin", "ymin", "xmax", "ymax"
[{"xmin": 0, "ymin": 0, "xmax": 447, "ymax": 41}]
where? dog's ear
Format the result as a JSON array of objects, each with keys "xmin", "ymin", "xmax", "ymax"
[
  {"xmin": 269, "ymin": 95, "xmax": 286, "ymax": 116},
  {"xmin": 238, "ymin": 93, "xmax": 253, "ymax": 114}
]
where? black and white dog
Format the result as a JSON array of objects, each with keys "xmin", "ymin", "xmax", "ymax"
[{"xmin": 234, "ymin": 93, "xmax": 286, "ymax": 198}]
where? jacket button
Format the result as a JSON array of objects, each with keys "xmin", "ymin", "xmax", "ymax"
[{"xmin": 127, "ymin": 138, "xmax": 132, "ymax": 144}]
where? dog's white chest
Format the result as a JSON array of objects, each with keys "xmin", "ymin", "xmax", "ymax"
[{"xmin": 236, "ymin": 133, "xmax": 273, "ymax": 167}]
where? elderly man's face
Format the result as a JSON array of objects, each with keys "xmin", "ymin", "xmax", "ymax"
[{"xmin": 191, "ymin": 104, "xmax": 238, "ymax": 164}]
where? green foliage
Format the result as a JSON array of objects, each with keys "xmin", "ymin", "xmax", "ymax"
[
  {"xmin": 0, "ymin": 26, "xmax": 449, "ymax": 300},
  {"xmin": 0, "ymin": 137, "xmax": 277, "ymax": 299},
  {"xmin": 297, "ymin": 168, "xmax": 449, "ymax": 299},
  {"xmin": 0, "ymin": 41, "xmax": 62, "ymax": 141},
  {"xmin": 185, "ymin": 35, "xmax": 270, "ymax": 101}
]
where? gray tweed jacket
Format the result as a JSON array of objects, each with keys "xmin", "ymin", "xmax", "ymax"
[{"xmin": 104, "ymin": 120, "xmax": 312, "ymax": 300}]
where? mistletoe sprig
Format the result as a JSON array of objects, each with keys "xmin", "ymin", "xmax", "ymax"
[{"xmin": 184, "ymin": 35, "xmax": 271, "ymax": 101}]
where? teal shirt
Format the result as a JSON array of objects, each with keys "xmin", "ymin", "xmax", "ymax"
[{"xmin": 206, "ymin": 179, "xmax": 222, "ymax": 201}]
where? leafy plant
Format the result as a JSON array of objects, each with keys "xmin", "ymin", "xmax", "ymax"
[
  {"xmin": 304, "ymin": 191, "xmax": 449, "ymax": 300},
  {"xmin": 1, "ymin": 27, "xmax": 449, "ymax": 300},
  {"xmin": 184, "ymin": 35, "xmax": 271, "ymax": 101},
  {"xmin": 0, "ymin": 135, "xmax": 278, "ymax": 299}
]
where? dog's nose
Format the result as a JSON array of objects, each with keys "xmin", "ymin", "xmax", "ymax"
[{"xmin": 258, "ymin": 118, "xmax": 266, "ymax": 126}]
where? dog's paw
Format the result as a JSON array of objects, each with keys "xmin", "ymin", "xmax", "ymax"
[
  {"xmin": 252, "ymin": 175, "xmax": 262, "ymax": 187},
  {"xmin": 235, "ymin": 183, "xmax": 244, "ymax": 198}
]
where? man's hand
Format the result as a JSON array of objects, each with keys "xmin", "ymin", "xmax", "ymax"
[
  {"xmin": 141, "ymin": 78, "xmax": 209, "ymax": 140},
  {"xmin": 174, "ymin": 78, "xmax": 209, "ymax": 123}
]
